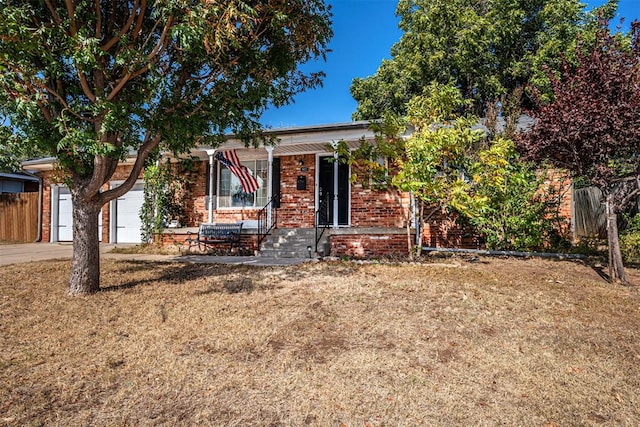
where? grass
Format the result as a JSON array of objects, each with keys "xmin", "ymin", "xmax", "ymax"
[{"xmin": 1, "ymin": 256, "xmax": 640, "ymax": 426}]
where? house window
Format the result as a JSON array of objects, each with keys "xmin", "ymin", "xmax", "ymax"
[{"xmin": 218, "ymin": 159, "xmax": 268, "ymax": 208}]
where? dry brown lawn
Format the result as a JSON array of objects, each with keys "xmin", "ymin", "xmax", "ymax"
[{"xmin": 1, "ymin": 256, "xmax": 640, "ymax": 426}]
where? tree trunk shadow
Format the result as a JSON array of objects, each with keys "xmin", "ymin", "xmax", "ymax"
[{"xmin": 584, "ymin": 259, "xmax": 611, "ymax": 283}]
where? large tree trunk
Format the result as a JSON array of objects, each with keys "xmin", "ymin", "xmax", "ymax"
[
  {"xmin": 68, "ymin": 190, "xmax": 102, "ymax": 295},
  {"xmin": 605, "ymin": 194, "xmax": 629, "ymax": 285}
]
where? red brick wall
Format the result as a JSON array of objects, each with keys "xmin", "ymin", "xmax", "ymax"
[
  {"xmin": 188, "ymin": 161, "xmax": 207, "ymax": 226},
  {"xmin": 40, "ymin": 173, "xmax": 52, "ymax": 242},
  {"xmin": 545, "ymin": 169, "xmax": 573, "ymax": 236},
  {"xmin": 331, "ymin": 232, "xmax": 411, "ymax": 258},
  {"xmin": 277, "ymin": 154, "xmax": 316, "ymax": 228},
  {"xmin": 421, "ymin": 210, "xmax": 482, "ymax": 249},
  {"xmin": 184, "ymin": 156, "xmax": 410, "ymax": 230},
  {"xmin": 157, "ymin": 230, "xmax": 258, "ymax": 253},
  {"xmin": 350, "ymin": 184, "xmax": 408, "ymax": 228}
]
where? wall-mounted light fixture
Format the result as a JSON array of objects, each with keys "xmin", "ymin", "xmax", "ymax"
[{"xmin": 297, "ymin": 159, "xmax": 304, "ymax": 166}]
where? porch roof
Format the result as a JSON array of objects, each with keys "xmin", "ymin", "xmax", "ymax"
[
  {"xmin": 21, "ymin": 121, "xmax": 382, "ymax": 169},
  {"xmin": 194, "ymin": 120, "xmax": 378, "ymax": 159}
]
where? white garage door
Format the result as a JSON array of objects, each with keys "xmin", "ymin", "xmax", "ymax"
[
  {"xmin": 57, "ymin": 187, "xmax": 73, "ymax": 241},
  {"xmin": 114, "ymin": 183, "xmax": 144, "ymax": 243},
  {"xmin": 54, "ymin": 187, "xmax": 103, "ymax": 242}
]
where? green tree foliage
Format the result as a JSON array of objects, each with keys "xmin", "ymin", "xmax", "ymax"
[
  {"xmin": 518, "ymin": 20, "xmax": 640, "ymax": 284},
  {"xmin": 348, "ymin": 82, "xmax": 571, "ymax": 255},
  {"xmin": 350, "ymin": 0, "xmax": 618, "ymax": 119},
  {"xmin": 619, "ymin": 214, "xmax": 640, "ymax": 264},
  {"xmin": 395, "ymin": 83, "xmax": 486, "ymax": 223},
  {"xmin": 345, "ymin": 82, "xmax": 487, "ymax": 256},
  {"xmin": 0, "ymin": 0, "xmax": 332, "ymax": 294},
  {"xmin": 467, "ymin": 138, "xmax": 570, "ymax": 251},
  {"xmin": 140, "ymin": 156, "xmax": 197, "ymax": 244}
]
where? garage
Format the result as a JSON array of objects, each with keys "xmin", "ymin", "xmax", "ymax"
[
  {"xmin": 111, "ymin": 182, "xmax": 144, "ymax": 243},
  {"xmin": 56, "ymin": 187, "xmax": 73, "ymax": 241},
  {"xmin": 51, "ymin": 186, "xmax": 102, "ymax": 242}
]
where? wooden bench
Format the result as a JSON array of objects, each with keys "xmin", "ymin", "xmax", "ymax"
[{"xmin": 186, "ymin": 223, "xmax": 243, "ymax": 254}]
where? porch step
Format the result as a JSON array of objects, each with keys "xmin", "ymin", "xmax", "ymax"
[{"xmin": 259, "ymin": 228, "xmax": 330, "ymax": 258}]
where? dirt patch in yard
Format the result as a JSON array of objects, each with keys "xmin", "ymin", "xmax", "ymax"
[{"xmin": 1, "ymin": 256, "xmax": 640, "ymax": 426}]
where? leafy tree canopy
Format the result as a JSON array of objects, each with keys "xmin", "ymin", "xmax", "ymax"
[
  {"xmin": 517, "ymin": 19, "xmax": 640, "ymax": 284},
  {"xmin": 0, "ymin": 0, "xmax": 332, "ymax": 294},
  {"xmin": 350, "ymin": 0, "xmax": 619, "ymax": 119},
  {"xmin": 0, "ymin": 0, "xmax": 332, "ymax": 187}
]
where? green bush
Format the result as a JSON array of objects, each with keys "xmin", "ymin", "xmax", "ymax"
[
  {"xmin": 468, "ymin": 164, "xmax": 571, "ymax": 253},
  {"xmin": 619, "ymin": 215, "xmax": 640, "ymax": 263},
  {"xmin": 620, "ymin": 232, "xmax": 640, "ymax": 264}
]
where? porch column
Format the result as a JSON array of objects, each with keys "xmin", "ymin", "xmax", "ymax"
[
  {"xmin": 332, "ymin": 141, "xmax": 339, "ymax": 229},
  {"xmin": 266, "ymin": 146, "xmax": 274, "ymax": 226},
  {"xmin": 206, "ymin": 149, "xmax": 216, "ymax": 223}
]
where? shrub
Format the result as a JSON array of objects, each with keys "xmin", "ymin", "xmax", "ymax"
[
  {"xmin": 620, "ymin": 233, "xmax": 640, "ymax": 264},
  {"xmin": 620, "ymin": 214, "xmax": 640, "ymax": 264}
]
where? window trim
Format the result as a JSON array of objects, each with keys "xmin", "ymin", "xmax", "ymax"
[{"xmin": 215, "ymin": 158, "xmax": 267, "ymax": 210}]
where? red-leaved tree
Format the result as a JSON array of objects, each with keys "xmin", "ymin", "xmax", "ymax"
[{"xmin": 518, "ymin": 20, "xmax": 640, "ymax": 285}]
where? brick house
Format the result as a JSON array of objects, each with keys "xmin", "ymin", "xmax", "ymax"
[{"xmin": 22, "ymin": 120, "xmax": 573, "ymax": 257}]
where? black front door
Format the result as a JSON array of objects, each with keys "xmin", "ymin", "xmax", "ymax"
[{"xmin": 318, "ymin": 156, "xmax": 349, "ymax": 226}]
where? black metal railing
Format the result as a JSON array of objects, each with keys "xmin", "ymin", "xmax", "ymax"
[
  {"xmin": 257, "ymin": 194, "xmax": 279, "ymax": 246},
  {"xmin": 315, "ymin": 197, "xmax": 330, "ymax": 253}
]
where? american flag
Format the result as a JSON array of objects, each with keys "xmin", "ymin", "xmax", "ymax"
[{"xmin": 215, "ymin": 150, "xmax": 260, "ymax": 194}]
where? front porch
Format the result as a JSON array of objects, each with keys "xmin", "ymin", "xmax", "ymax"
[
  {"xmin": 159, "ymin": 225, "xmax": 414, "ymax": 259},
  {"xmin": 154, "ymin": 121, "xmax": 480, "ymax": 258},
  {"xmin": 151, "ymin": 121, "xmax": 412, "ymax": 257}
]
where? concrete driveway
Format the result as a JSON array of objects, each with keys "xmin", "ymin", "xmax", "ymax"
[
  {"xmin": 0, "ymin": 243, "xmax": 310, "ymax": 266},
  {"xmin": 1, "ymin": 242, "xmax": 75, "ymax": 265}
]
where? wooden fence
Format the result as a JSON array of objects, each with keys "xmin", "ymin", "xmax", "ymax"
[
  {"xmin": 0, "ymin": 192, "xmax": 39, "ymax": 243},
  {"xmin": 573, "ymin": 186, "xmax": 607, "ymax": 238}
]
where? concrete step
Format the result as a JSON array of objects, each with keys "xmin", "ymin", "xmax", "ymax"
[
  {"xmin": 258, "ymin": 249, "xmax": 314, "ymax": 259},
  {"xmin": 258, "ymin": 228, "xmax": 329, "ymax": 258},
  {"xmin": 261, "ymin": 241, "xmax": 314, "ymax": 249}
]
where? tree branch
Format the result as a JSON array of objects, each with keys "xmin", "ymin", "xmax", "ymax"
[
  {"xmin": 36, "ymin": 100, "xmax": 53, "ymax": 123},
  {"xmin": 84, "ymin": 154, "xmax": 116, "ymax": 197},
  {"xmin": 64, "ymin": 0, "xmax": 77, "ymax": 36},
  {"xmin": 101, "ymin": 0, "xmax": 139, "ymax": 52},
  {"xmin": 132, "ymin": 0, "xmax": 147, "ymax": 41},
  {"xmin": 77, "ymin": 71, "xmax": 97, "ymax": 102},
  {"xmin": 98, "ymin": 132, "xmax": 161, "ymax": 205},
  {"xmin": 146, "ymin": 15, "xmax": 173, "ymax": 62},
  {"xmin": 617, "ymin": 178, "xmax": 640, "ymax": 210},
  {"xmin": 106, "ymin": 15, "xmax": 173, "ymax": 102},
  {"xmin": 44, "ymin": 0, "xmax": 62, "ymax": 25},
  {"xmin": 106, "ymin": 72, "xmax": 132, "ymax": 102},
  {"xmin": 94, "ymin": 0, "xmax": 101, "ymax": 40}
]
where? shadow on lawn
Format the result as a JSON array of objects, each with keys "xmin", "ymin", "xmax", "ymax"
[
  {"xmin": 584, "ymin": 260, "xmax": 612, "ymax": 283},
  {"xmin": 99, "ymin": 261, "xmax": 251, "ymax": 293},
  {"xmin": 98, "ymin": 259, "xmax": 356, "ymax": 293}
]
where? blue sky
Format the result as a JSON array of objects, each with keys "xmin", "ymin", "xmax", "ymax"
[{"xmin": 260, "ymin": 0, "xmax": 639, "ymax": 128}]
